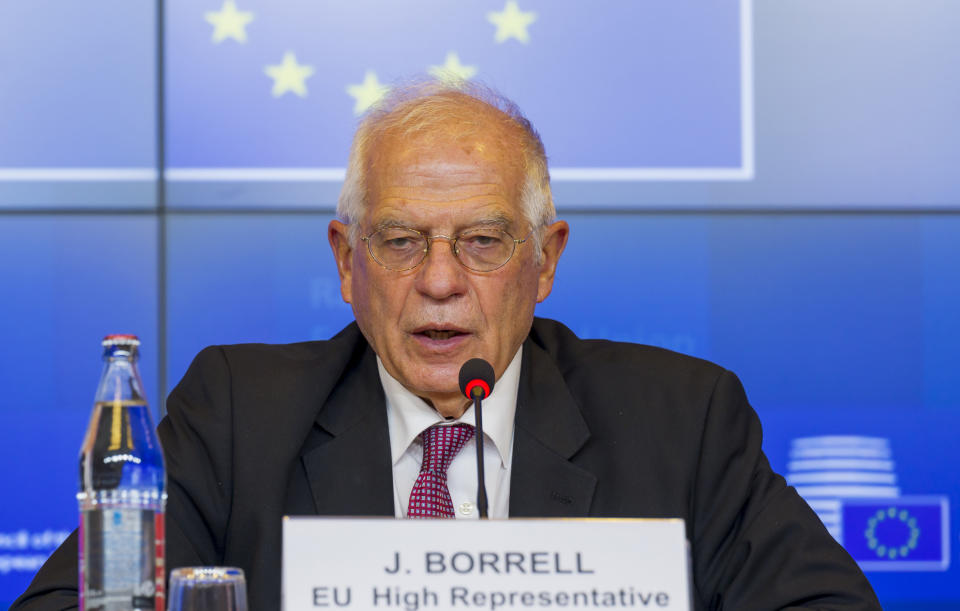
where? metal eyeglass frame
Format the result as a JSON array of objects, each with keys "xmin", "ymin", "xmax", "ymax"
[{"xmin": 359, "ymin": 226, "xmax": 530, "ymax": 272}]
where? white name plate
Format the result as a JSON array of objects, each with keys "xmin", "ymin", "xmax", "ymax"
[{"xmin": 282, "ymin": 518, "xmax": 691, "ymax": 611}]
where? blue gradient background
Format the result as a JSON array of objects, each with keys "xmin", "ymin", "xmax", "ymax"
[{"xmin": 1, "ymin": 0, "xmax": 958, "ymax": 607}]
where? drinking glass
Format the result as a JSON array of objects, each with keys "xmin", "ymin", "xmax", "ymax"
[{"xmin": 167, "ymin": 567, "xmax": 248, "ymax": 611}]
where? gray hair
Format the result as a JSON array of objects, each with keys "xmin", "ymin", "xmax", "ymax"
[{"xmin": 336, "ymin": 79, "xmax": 555, "ymax": 257}]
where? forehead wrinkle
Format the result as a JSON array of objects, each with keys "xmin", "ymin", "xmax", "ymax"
[
  {"xmin": 402, "ymin": 161, "xmax": 494, "ymax": 178},
  {"xmin": 377, "ymin": 192, "xmax": 507, "ymax": 209}
]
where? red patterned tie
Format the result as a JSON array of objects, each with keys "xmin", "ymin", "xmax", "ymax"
[{"xmin": 407, "ymin": 424, "xmax": 475, "ymax": 518}]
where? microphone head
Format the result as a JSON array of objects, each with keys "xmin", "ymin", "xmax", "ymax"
[{"xmin": 459, "ymin": 358, "xmax": 495, "ymax": 400}]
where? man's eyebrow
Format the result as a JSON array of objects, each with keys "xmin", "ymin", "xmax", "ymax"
[
  {"xmin": 371, "ymin": 217, "xmax": 411, "ymax": 232},
  {"xmin": 467, "ymin": 214, "xmax": 512, "ymax": 229},
  {"xmin": 370, "ymin": 214, "xmax": 515, "ymax": 233}
]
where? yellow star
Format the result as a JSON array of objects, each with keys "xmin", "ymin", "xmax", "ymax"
[
  {"xmin": 264, "ymin": 52, "xmax": 315, "ymax": 98},
  {"xmin": 204, "ymin": 0, "xmax": 254, "ymax": 44},
  {"xmin": 487, "ymin": 1, "xmax": 537, "ymax": 44},
  {"xmin": 428, "ymin": 52, "xmax": 478, "ymax": 84},
  {"xmin": 346, "ymin": 70, "xmax": 390, "ymax": 115}
]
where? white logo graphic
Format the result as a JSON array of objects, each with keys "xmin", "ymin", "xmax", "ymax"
[{"xmin": 787, "ymin": 436, "xmax": 899, "ymax": 540}]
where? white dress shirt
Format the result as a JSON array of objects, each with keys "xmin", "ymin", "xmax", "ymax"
[{"xmin": 378, "ymin": 348, "xmax": 522, "ymax": 519}]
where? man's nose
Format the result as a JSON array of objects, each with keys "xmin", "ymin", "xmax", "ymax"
[{"xmin": 414, "ymin": 237, "xmax": 467, "ymax": 300}]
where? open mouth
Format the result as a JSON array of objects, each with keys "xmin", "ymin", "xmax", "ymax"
[
  {"xmin": 417, "ymin": 329, "xmax": 466, "ymax": 341},
  {"xmin": 410, "ymin": 325, "xmax": 471, "ymax": 344}
]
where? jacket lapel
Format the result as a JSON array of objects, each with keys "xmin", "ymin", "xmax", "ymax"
[
  {"xmin": 509, "ymin": 338, "xmax": 597, "ymax": 517},
  {"xmin": 299, "ymin": 326, "xmax": 597, "ymax": 518},
  {"xmin": 300, "ymin": 345, "xmax": 395, "ymax": 517}
]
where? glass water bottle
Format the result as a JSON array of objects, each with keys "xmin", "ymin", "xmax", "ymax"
[{"xmin": 78, "ymin": 334, "xmax": 166, "ymax": 611}]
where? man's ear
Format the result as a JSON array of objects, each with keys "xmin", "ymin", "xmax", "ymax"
[
  {"xmin": 536, "ymin": 220, "xmax": 569, "ymax": 303},
  {"xmin": 328, "ymin": 220, "xmax": 354, "ymax": 304}
]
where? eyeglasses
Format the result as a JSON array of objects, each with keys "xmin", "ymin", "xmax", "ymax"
[{"xmin": 360, "ymin": 226, "xmax": 529, "ymax": 272}]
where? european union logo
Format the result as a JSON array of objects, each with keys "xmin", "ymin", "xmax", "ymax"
[
  {"xmin": 786, "ymin": 436, "xmax": 951, "ymax": 572},
  {"xmin": 841, "ymin": 497, "xmax": 950, "ymax": 571}
]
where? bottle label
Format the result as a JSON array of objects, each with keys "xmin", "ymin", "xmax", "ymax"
[{"xmin": 80, "ymin": 508, "xmax": 159, "ymax": 610}]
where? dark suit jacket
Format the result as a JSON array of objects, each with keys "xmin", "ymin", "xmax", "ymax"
[{"xmin": 14, "ymin": 319, "xmax": 880, "ymax": 610}]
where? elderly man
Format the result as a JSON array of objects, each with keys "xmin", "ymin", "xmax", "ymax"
[{"xmin": 14, "ymin": 82, "xmax": 880, "ymax": 610}]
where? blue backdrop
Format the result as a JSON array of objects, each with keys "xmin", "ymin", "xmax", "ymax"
[{"xmin": 1, "ymin": 1, "xmax": 958, "ymax": 607}]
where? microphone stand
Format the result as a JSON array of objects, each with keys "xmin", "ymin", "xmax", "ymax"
[{"xmin": 472, "ymin": 389, "xmax": 489, "ymax": 519}]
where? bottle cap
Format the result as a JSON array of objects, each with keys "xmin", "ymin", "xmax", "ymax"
[{"xmin": 102, "ymin": 334, "xmax": 141, "ymax": 347}]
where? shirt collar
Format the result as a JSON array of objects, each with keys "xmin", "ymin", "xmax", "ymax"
[{"xmin": 380, "ymin": 347, "xmax": 523, "ymax": 468}]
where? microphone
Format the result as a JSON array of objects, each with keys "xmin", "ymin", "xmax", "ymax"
[{"xmin": 459, "ymin": 358, "xmax": 495, "ymax": 519}]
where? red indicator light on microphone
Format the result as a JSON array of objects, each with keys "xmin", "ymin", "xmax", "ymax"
[{"xmin": 464, "ymin": 379, "xmax": 491, "ymax": 400}]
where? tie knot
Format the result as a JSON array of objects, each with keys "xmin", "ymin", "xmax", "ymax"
[{"xmin": 420, "ymin": 423, "xmax": 474, "ymax": 476}]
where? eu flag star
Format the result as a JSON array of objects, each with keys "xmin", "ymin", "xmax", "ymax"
[
  {"xmin": 428, "ymin": 52, "xmax": 478, "ymax": 84},
  {"xmin": 487, "ymin": 1, "xmax": 537, "ymax": 44},
  {"xmin": 264, "ymin": 52, "xmax": 315, "ymax": 98},
  {"xmin": 205, "ymin": 0, "xmax": 254, "ymax": 44},
  {"xmin": 346, "ymin": 71, "xmax": 390, "ymax": 115}
]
